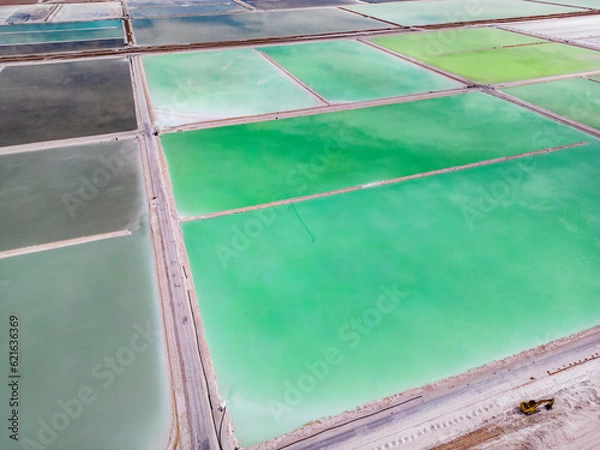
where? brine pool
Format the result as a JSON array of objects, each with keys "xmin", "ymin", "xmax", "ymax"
[{"xmin": 161, "ymin": 93, "xmax": 600, "ymax": 445}]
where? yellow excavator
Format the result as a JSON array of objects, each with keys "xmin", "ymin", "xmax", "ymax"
[{"xmin": 520, "ymin": 398, "xmax": 554, "ymax": 415}]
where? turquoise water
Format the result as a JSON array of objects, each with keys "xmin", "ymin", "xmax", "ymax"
[
  {"xmin": 0, "ymin": 20, "xmax": 122, "ymax": 45},
  {"xmin": 182, "ymin": 142, "xmax": 600, "ymax": 445},
  {"xmin": 259, "ymin": 40, "xmax": 461, "ymax": 103},
  {"xmin": 504, "ymin": 77, "xmax": 600, "ymax": 130},
  {"xmin": 143, "ymin": 48, "xmax": 320, "ymax": 127},
  {"xmin": 348, "ymin": 0, "xmax": 580, "ymax": 26},
  {"xmin": 161, "ymin": 92, "xmax": 595, "ymax": 217}
]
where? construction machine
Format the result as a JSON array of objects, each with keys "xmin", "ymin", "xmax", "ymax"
[{"xmin": 519, "ymin": 398, "xmax": 554, "ymax": 415}]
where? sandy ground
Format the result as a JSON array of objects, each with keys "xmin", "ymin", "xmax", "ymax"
[
  {"xmin": 437, "ymin": 371, "xmax": 600, "ymax": 450},
  {"xmin": 255, "ymin": 326, "xmax": 600, "ymax": 450}
]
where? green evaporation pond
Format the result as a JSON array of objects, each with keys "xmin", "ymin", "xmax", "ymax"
[
  {"xmin": 347, "ymin": 0, "xmax": 579, "ymax": 26},
  {"xmin": 0, "ymin": 140, "xmax": 145, "ymax": 252},
  {"xmin": 375, "ymin": 28, "xmax": 544, "ymax": 56},
  {"xmin": 143, "ymin": 48, "xmax": 320, "ymax": 127},
  {"xmin": 259, "ymin": 40, "xmax": 461, "ymax": 103},
  {"xmin": 503, "ymin": 77, "xmax": 600, "ymax": 130},
  {"xmin": 181, "ymin": 143, "xmax": 600, "ymax": 445},
  {"xmin": 161, "ymin": 92, "xmax": 595, "ymax": 217},
  {"xmin": 0, "ymin": 230, "xmax": 171, "ymax": 449},
  {"xmin": 371, "ymin": 28, "xmax": 600, "ymax": 84}
]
